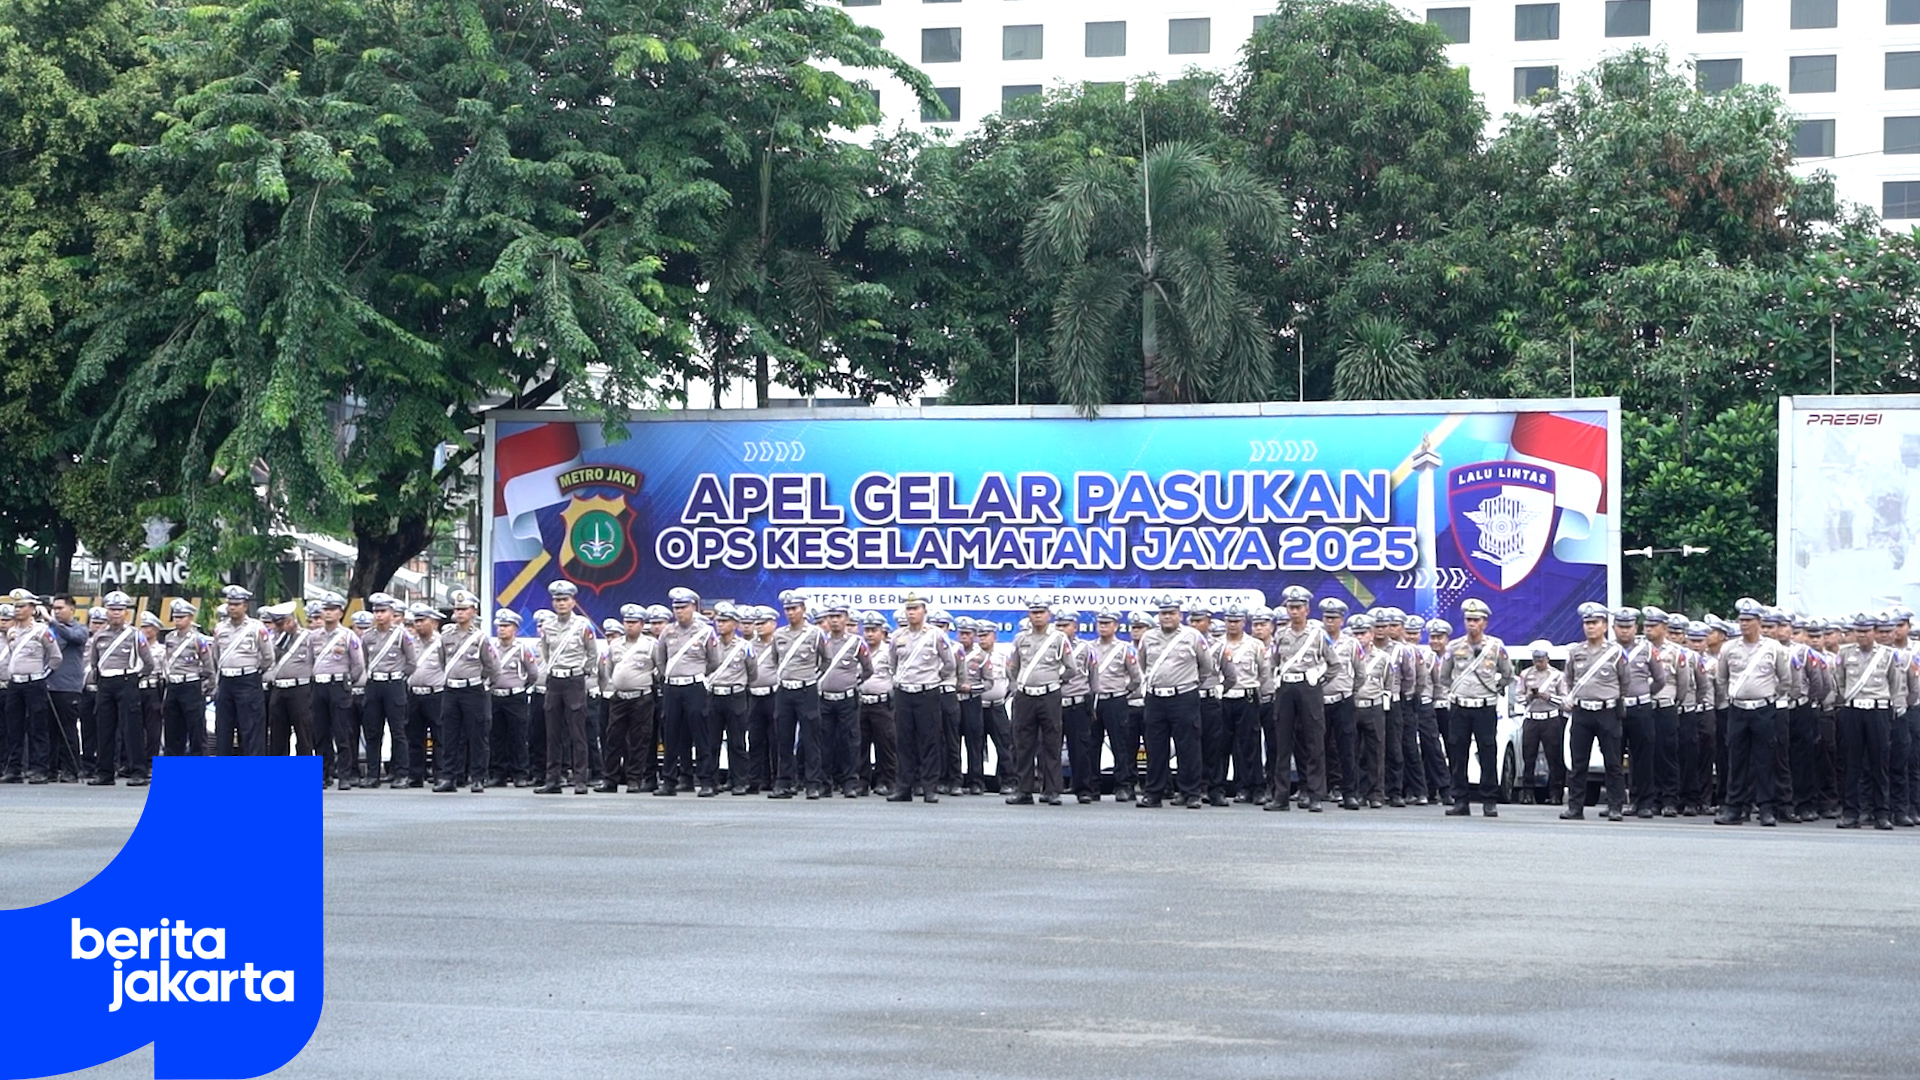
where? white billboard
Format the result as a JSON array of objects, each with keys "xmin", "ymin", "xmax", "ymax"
[{"xmin": 1778, "ymin": 395, "xmax": 1920, "ymax": 615}]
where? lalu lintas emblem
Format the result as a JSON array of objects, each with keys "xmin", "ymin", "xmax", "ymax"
[{"xmin": 1448, "ymin": 462, "xmax": 1560, "ymax": 591}]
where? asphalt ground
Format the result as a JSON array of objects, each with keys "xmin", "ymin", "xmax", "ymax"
[{"xmin": 7, "ymin": 782, "xmax": 1920, "ymax": 1079}]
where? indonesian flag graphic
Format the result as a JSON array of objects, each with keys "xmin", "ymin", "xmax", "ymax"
[{"xmin": 491, "ymin": 423, "xmax": 606, "ymax": 602}]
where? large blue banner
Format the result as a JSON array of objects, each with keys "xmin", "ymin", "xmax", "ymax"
[{"xmin": 486, "ymin": 404, "xmax": 1617, "ymax": 644}]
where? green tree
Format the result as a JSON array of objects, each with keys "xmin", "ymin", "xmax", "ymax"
[
  {"xmin": 1333, "ymin": 314, "xmax": 1426, "ymax": 400},
  {"xmin": 887, "ymin": 79, "xmax": 1233, "ymax": 408},
  {"xmin": 1622, "ymin": 401, "xmax": 1776, "ymax": 615},
  {"xmin": 1486, "ymin": 49, "xmax": 1829, "ymax": 417},
  {"xmin": 1023, "ymin": 140, "xmax": 1285, "ymax": 415},
  {"xmin": 0, "ymin": 0, "xmax": 158, "ymax": 582},
  {"xmin": 1226, "ymin": 0, "xmax": 1489, "ymax": 399},
  {"xmin": 69, "ymin": 0, "xmax": 921, "ymax": 594}
]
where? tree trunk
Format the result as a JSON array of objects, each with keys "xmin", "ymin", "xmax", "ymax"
[
  {"xmin": 350, "ymin": 506, "xmax": 434, "ymax": 599},
  {"xmin": 48, "ymin": 518, "xmax": 76, "ymax": 596},
  {"xmin": 1140, "ymin": 286, "xmax": 1166, "ymax": 404}
]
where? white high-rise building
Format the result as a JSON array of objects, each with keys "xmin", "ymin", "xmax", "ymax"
[{"xmin": 842, "ymin": 0, "xmax": 1920, "ymax": 219}]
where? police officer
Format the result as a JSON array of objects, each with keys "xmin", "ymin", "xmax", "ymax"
[
  {"xmin": 1562, "ymin": 602, "xmax": 1628, "ymax": 821},
  {"xmin": 857, "ymin": 610, "xmax": 897, "ymax": 796},
  {"xmin": 159, "ymin": 600, "xmax": 213, "ymax": 758},
  {"xmin": 1213, "ymin": 606, "xmax": 1265, "ymax": 808},
  {"xmin": 1516, "ymin": 640, "xmax": 1566, "ymax": 804},
  {"xmin": 4, "ymin": 594, "xmax": 61, "ymax": 782},
  {"xmin": 1269, "ymin": 586, "xmax": 1332, "ymax": 812},
  {"xmin": 707, "ymin": 603, "xmax": 754, "ymax": 795},
  {"xmin": 1396, "ymin": 614, "xmax": 1432, "ymax": 807},
  {"xmin": 1679, "ymin": 620, "xmax": 1715, "ymax": 816},
  {"xmin": 429, "ymin": 592, "xmax": 491, "ymax": 793},
  {"xmin": 600, "ymin": 604, "xmax": 656, "ymax": 793},
  {"xmin": 1347, "ymin": 614, "xmax": 1391, "ymax": 808},
  {"xmin": 816, "ymin": 603, "xmax": 872, "ymax": 799},
  {"xmin": 977, "ymin": 617, "xmax": 1013, "ymax": 795},
  {"xmin": 348, "ymin": 609, "xmax": 373, "ymax": 766},
  {"xmin": 137, "ymin": 612, "xmax": 165, "ymax": 763},
  {"xmin": 1421, "ymin": 618, "xmax": 1456, "ymax": 801},
  {"xmin": 1613, "ymin": 606, "xmax": 1667, "ymax": 817},
  {"xmin": 743, "ymin": 607, "xmax": 779, "ymax": 795},
  {"xmin": 209, "ymin": 586, "xmax": 272, "ymax": 756},
  {"xmin": 764, "ymin": 590, "xmax": 826, "ymax": 799},
  {"xmin": 955, "ymin": 618, "xmax": 989, "ymax": 796},
  {"xmin": 87, "ymin": 592, "xmax": 154, "ymax": 786},
  {"xmin": 308, "ymin": 592, "xmax": 365, "ymax": 788},
  {"xmin": 1714, "ymin": 598, "xmax": 1793, "ymax": 826},
  {"xmin": 1139, "ymin": 595, "xmax": 1215, "ymax": 809},
  {"xmin": 1782, "ymin": 612, "xmax": 1833, "ymax": 823},
  {"xmin": 262, "ymin": 603, "xmax": 317, "ymax": 765},
  {"xmin": 79, "ymin": 606, "xmax": 105, "ymax": 764},
  {"xmin": 1439, "ymin": 597, "xmax": 1512, "ymax": 817},
  {"xmin": 1761, "ymin": 609, "xmax": 1797, "ymax": 821},
  {"xmin": 654, "ymin": 587, "xmax": 720, "ymax": 797},
  {"xmin": 1378, "ymin": 609, "xmax": 1411, "ymax": 807},
  {"xmin": 43, "ymin": 594, "xmax": 87, "ymax": 781},
  {"xmin": 888, "ymin": 593, "xmax": 954, "ymax": 803},
  {"xmin": 357, "ymin": 593, "xmax": 416, "ymax": 786},
  {"xmin": 1890, "ymin": 608, "xmax": 1920, "ymax": 827},
  {"xmin": 1834, "ymin": 611, "xmax": 1901, "ymax": 829},
  {"xmin": 932, "ymin": 609, "xmax": 964, "ymax": 795},
  {"xmin": 1645, "ymin": 609, "xmax": 1688, "ymax": 817},
  {"xmin": 1088, "ymin": 608, "xmax": 1141, "ymax": 804},
  {"xmin": 1057, "ymin": 610, "xmax": 1100, "ymax": 803},
  {"xmin": 1115, "ymin": 612, "xmax": 1152, "ymax": 801},
  {"xmin": 1005, "ymin": 597, "xmax": 1068, "ymax": 805},
  {"xmin": 1191, "ymin": 605, "xmax": 1227, "ymax": 804},
  {"xmin": 1813, "ymin": 618, "xmax": 1845, "ymax": 820},
  {"xmin": 535, "ymin": 581, "xmax": 595, "ymax": 795},
  {"xmin": 401, "ymin": 605, "xmax": 445, "ymax": 788},
  {"xmin": 1317, "ymin": 598, "xmax": 1357, "ymax": 808},
  {"xmin": 525, "ymin": 609, "xmax": 553, "ymax": 783}
]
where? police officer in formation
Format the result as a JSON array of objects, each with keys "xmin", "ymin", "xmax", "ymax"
[{"xmin": 22, "ymin": 580, "xmax": 1920, "ymax": 840}]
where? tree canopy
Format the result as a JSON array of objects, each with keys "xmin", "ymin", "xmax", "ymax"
[{"xmin": 2, "ymin": 0, "xmax": 1916, "ymax": 617}]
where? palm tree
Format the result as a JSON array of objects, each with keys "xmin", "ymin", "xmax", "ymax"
[
  {"xmin": 1023, "ymin": 140, "xmax": 1286, "ymax": 417},
  {"xmin": 1334, "ymin": 314, "xmax": 1427, "ymax": 400}
]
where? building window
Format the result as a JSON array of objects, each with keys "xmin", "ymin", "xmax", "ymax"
[
  {"xmin": 1168, "ymin": 17, "xmax": 1210, "ymax": 53},
  {"xmin": 1428, "ymin": 7, "xmax": 1471, "ymax": 42},
  {"xmin": 1894, "ymin": 0, "xmax": 1920, "ymax": 24},
  {"xmin": 1696, "ymin": 58, "xmax": 1742, "ymax": 92},
  {"xmin": 921, "ymin": 27, "xmax": 961, "ymax": 62},
  {"xmin": 1084, "ymin": 80, "xmax": 1125, "ymax": 96},
  {"xmin": 1605, "ymin": 0, "xmax": 1650, "ymax": 36},
  {"xmin": 1252, "ymin": 14, "xmax": 1269, "ymax": 30},
  {"xmin": 922, "ymin": 86, "xmax": 961, "ymax": 122},
  {"xmin": 1085, "ymin": 20, "xmax": 1126, "ymax": 57},
  {"xmin": 1514, "ymin": 65, "xmax": 1558, "ymax": 101},
  {"xmin": 1699, "ymin": 0, "xmax": 1742, "ymax": 32},
  {"xmin": 1794, "ymin": 119, "xmax": 1835, "ymax": 158},
  {"xmin": 1891, "ymin": 52, "xmax": 1920, "ymax": 89},
  {"xmin": 1788, "ymin": 54, "xmax": 1835, "ymax": 93},
  {"xmin": 1002, "ymin": 84, "xmax": 1042, "ymax": 104},
  {"xmin": 1889, "ymin": 116, "xmax": 1920, "ymax": 153},
  {"xmin": 1791, "ymin": 0, "xmax": 1837, "ymax": 27},
  {"xmin": 1887, "ymin": 181, "xmax": 1920, "ymax": 217},
  {"xmin": 1515, "ymin": 3, "xmax": 1559, "ymax": 40},
  {"xmin": 1003, "ymin": 23, "xmax": 1043, "ymax": 60},
  {"xmin": 842, "ymin": 0, "xmax": 880, "ymax": 7}
]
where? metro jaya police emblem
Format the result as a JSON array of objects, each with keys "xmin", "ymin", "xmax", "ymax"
[
  {"xmin": 1448, "ymin": 462, "xmax": 1558, "ymax": 592},
  {"xmin": 556, "ymin": 467, "xmax": 642, "ymax": 593}
]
